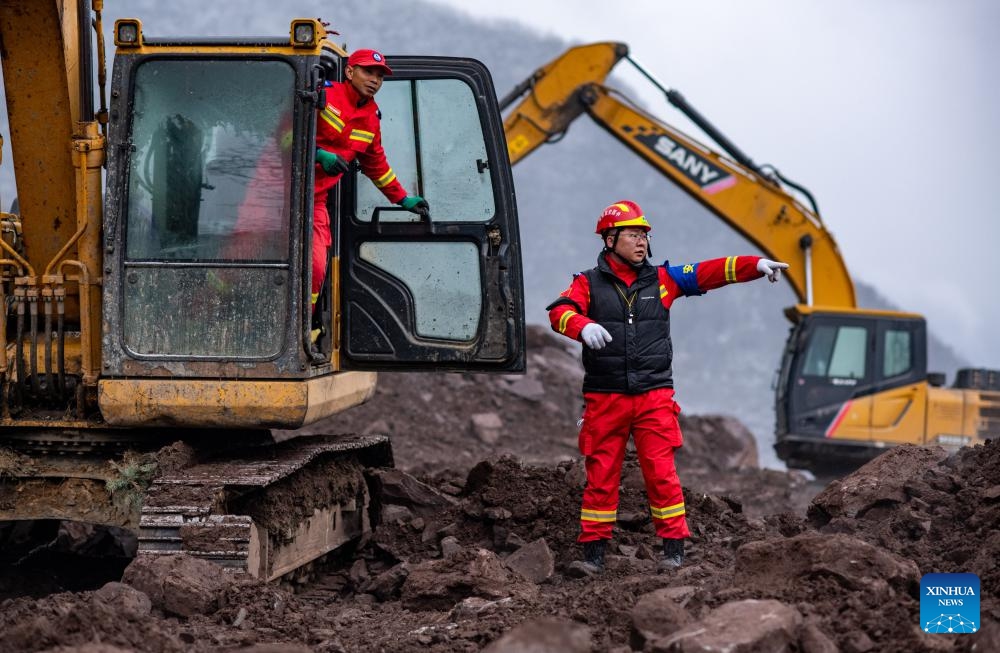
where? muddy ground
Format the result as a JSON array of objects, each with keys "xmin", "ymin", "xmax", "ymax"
[{"xmin": 1, "ymin": 327, "xmax": 997, "ymax": 652}]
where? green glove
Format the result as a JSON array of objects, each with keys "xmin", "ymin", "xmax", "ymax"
[
  {"xmin": 399, "ymin": 195, "xmax": 430, "ymax": 215},
  {"xmin": 316, "ymin": 148, "xmax": 349, "ymax": 175}
]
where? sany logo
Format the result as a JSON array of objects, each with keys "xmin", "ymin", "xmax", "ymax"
[{"xmin": 634, "ymin": 132, "xmax": 736, "ymax": 194}]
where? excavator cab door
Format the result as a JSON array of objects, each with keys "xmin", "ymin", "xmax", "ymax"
[{"xmin": 338, "ymin": 57, "xmax": 524, "ymax": 372}]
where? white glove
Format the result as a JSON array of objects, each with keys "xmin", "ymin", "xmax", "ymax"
[
  {"xmin": 580, "ymin": 323, "xmax": 613, "ymax": 350},
  {"xmin": 757, "ymin": 258, "xmax": 790, "ymax": 283}
]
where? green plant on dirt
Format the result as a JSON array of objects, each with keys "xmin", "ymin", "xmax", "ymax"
[{"xmin": 106, "ymin": 452, "xmax": 158, "ymax": 511}]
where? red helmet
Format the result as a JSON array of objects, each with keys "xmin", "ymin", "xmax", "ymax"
[{"xmin": 595, "ymin": 200, "xmax": 650, "ymax": 235}]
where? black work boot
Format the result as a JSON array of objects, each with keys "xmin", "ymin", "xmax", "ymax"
[
  {"xmin": 658, "ymin": 538, "xmax": 685, "ymax": 571},
  {"xmin": 567, "ymin": 540, "xmax": 607, "ymax": 577}
]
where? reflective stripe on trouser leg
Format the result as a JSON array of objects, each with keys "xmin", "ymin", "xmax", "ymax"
[
  {"xmin": 578, "ymin": 391, "xmax": 633, "ymax": 542},
  {"xmin": 632, "ymin": 389, "xmax": 691, "ymax": 539}
]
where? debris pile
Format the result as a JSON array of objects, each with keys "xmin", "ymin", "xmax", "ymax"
[{"xmin": 0, "ymin": 327, "xmax": 996, "ymax": 652}]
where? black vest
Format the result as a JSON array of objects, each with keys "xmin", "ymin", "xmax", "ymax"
[{"xmin": 582, "ymin": 255, "xmax": 673, "ymax": 394}]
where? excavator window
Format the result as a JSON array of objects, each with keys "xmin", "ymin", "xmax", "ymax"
[
  {"xmin": 882, "ymin": 328, "xmax": 913, "ymax": 378},
  {"xmin": 356, "ymin": 78, "xmax": 496, "ymax": 225},
  {"xmin": 120, "ymin": 58, "xmax": 296, "ymax": 359}
]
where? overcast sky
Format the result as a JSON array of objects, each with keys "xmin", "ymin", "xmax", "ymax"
[{"xmin": 428, "ymin": 0, "xmax": 1000, "ymax": 369}]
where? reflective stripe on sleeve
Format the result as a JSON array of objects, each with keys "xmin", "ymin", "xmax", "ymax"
[
  {"xmin": 558, "ymin": 311, "xmax": 575, "ymax": 334},
  {"xmin": 349, "ymin": 129, "xmax": 375, "ymax": 144},
  {"xmin": 725, "ymin": 256, "xmax": 737, "ymax": 283},
  {"xmin": 374, "ymin": 168, "xmax": 397, "ymax": 188}
]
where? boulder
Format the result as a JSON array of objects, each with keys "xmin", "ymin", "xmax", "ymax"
[
  {"xmin": 503, "ymin": 538, "xmax": 555, "ymax": 584},
  {"xmin": 401, "ymin": 548, "xmax": 537, "ymax": 611},
  {"xmin": 652, "ymin": 599, "xmax": 802, "ymax": 653},
  {"xmin": 483, "ymin": 617, "xmax": 591, "ymax": 653},
  {"xmin": 734, "ymin": 533, "xmax": 920, "ymax": 600},
  {"xmin": 471, "ymin": 412, "xmax": 504, "ymax": 445},
  {"xmin": 630, "ymin": 586, "xmax": 693, "ymax": 650},
  {"xmin": 500, "ymin": 375, "xmax": 547, "ymax": 402},
  {"xmin": 808, "ymin": 445, "xmax": 949, "ymax": 527},
  {"xmin": 122, "ymin": 553, "xmax": 225, "ymax": 617},
  {"xmin": 359, "ymin": 562, "xmax": 409, "ymax": 601},
  {"xmin": 367, "ymin": 468, "xmax": 457, "ymax": 516},
  {"xmin": 93, "ymin": 582, "xmax": 152, "ymax": 619}
]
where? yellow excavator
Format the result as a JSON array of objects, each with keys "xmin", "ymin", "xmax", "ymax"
[
  {"xmin": 501, "ymin": 42, "xmax": 999, "ymax": 472},
  {"xmin": 0, "ymin": 1, "xmax": 523, "ymax": 578}
]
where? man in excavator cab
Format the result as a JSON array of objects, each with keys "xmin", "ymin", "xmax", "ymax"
[
  {"xmin": 546, "ymin": 200, "xmax": 789, "ymax": 576},
  {"xmin": 312, "ymin": 47, "xmax": 429, "ymax": 312}
]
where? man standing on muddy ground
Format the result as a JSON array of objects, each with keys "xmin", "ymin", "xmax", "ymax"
[{"xmin": 546, "ymin": 200, "xmax": 789, "ymax": 575}]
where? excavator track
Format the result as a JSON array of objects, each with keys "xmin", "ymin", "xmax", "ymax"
[{"xmin": 138, "ymin": 433, "xmax": 392, "ymax": 580}]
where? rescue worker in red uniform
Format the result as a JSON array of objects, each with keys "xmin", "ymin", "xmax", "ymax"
[
  {"xmin": 312, "ymin": 48, "xmax": 429, "ymax": 306},
  {"xmin": 546, "ymin": 200, "xmax": 789, "ymax": 575}
]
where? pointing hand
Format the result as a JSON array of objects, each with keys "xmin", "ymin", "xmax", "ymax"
[{"xmin": 757, "ymin": 258, "xmax": 790, "ymax": 283}]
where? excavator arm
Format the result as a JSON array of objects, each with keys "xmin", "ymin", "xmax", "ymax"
[{"xmin": 501, "ymin": 42, "xmax": 856, "ymax": 309}]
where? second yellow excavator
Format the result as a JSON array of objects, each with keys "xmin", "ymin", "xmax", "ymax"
[{"xmin": 501, "ymin": 42, "xmax": 999, "ymax": 473}]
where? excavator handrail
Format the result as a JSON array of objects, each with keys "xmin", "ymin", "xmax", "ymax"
[{"xmin": 502, "ymin": 42, "xmax": 857, "ymax": 310}]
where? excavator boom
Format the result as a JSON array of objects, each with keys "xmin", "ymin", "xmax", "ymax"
[{"xmin": 502, "ymin": 42, "xmax": 854, "ymax": 308}]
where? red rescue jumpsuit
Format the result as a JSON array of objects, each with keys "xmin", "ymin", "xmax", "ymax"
[
  {"xmin": 313, "ymin": 80, "xmax": 408, "ymax": 302},
  {"xmin": 549, "ymin": 253, "xmax": 764, "ymax": 542}
]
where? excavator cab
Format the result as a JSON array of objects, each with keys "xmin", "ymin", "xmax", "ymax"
[
  {"xmin": 97, "ymin": 22, "xmax": 524, "ymax": 429},
  {"xmin": 775, "ymin": 306, "xmax": 930, "ymax": 471}
]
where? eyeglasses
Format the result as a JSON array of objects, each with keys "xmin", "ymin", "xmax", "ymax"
[{"xmin": 619, "ymin": 231, "xmax": 649, "ymax": 242}]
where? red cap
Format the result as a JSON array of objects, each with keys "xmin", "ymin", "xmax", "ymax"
[
  {"xmin": 595, "ymin": 200, "xmax": 651, "ymax": 234},
  {"xmin": 347, "ymin": 49, "xmax": 393, "ymax": 75}
]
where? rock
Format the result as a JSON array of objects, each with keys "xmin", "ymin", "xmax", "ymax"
[
  {"xmin": 563, "ymin": 460, "xmax": 587, "ymax": 489},
  {"xmin": 362, "ymin": 418, "xmax": 391, "ymax": 435},
  {"xmin": 617, "ymin": 510, "xmax": 649, "ymax": 530},
  {"xmin": 359, "ymin": 562, "xmax": 409, "ymax": 601},
  {"xmin": 401, "ymin": 548, "xmax": 537, "ymax": 611},
  {"xmin": 808, "ymin": 445, "xmax": 949, "ymax": 527},
  {"xmin": 93, "ymin": 582, "xmax": 152, "ymax": 619},
  {"xmin": 122, "ymin": 554, "xmax": 225, "ymax": 618},
  {"xmin": 503, "ymin": 538, "xmax": 555, "ymax": 584},
  {"xmin": 482, "ymin": 617, "xmax": 591, "ymax": 653},
  {"xmin": 734, "ymin": 533, "xmax": 920, "ymax": 601},
  {"xmin": 484, "ymin": 507, "xmax": 513, "ymax": 521},
  {"xmin": 501, "ymin": 376, "xmax": 546, "ymax": 402},
  {"xmin": 676, "ymin": 415, "xmax": 759, "ymax": 471},
  {"xmin": 381, "ymin": 504, "xmax": 414, "ymax": 525},
  {"xmin": 449, "ymin": 596, "xmax": 513, "ymax": 620},
  {"xmin": 841, "ymin": 630, "xmax": 875, "ymax": 653},
  {"xmin": 440, "ymin": 535, "xmax": 462, "ymax": 558},
  {"xmin": 348, "ymin": 559, "xmax": 368, "ymax": 586},
  {"xmin": 629, "ymin": 587, "xmax": 693, "ymax": 650},
  {"xmin": 472, "ymin": 412, "xmax": 504, "ymax": 444},
  {"xmin": 653, "ymin": 599, "xmax": 801, "ymax": 653},
  {"xmin": 368, "ymin": 468, "xmax": 457, "ymax": 517},
  {"xmin": 799, "ymin": 621, "xmax": 839, "ymax": 653}
]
